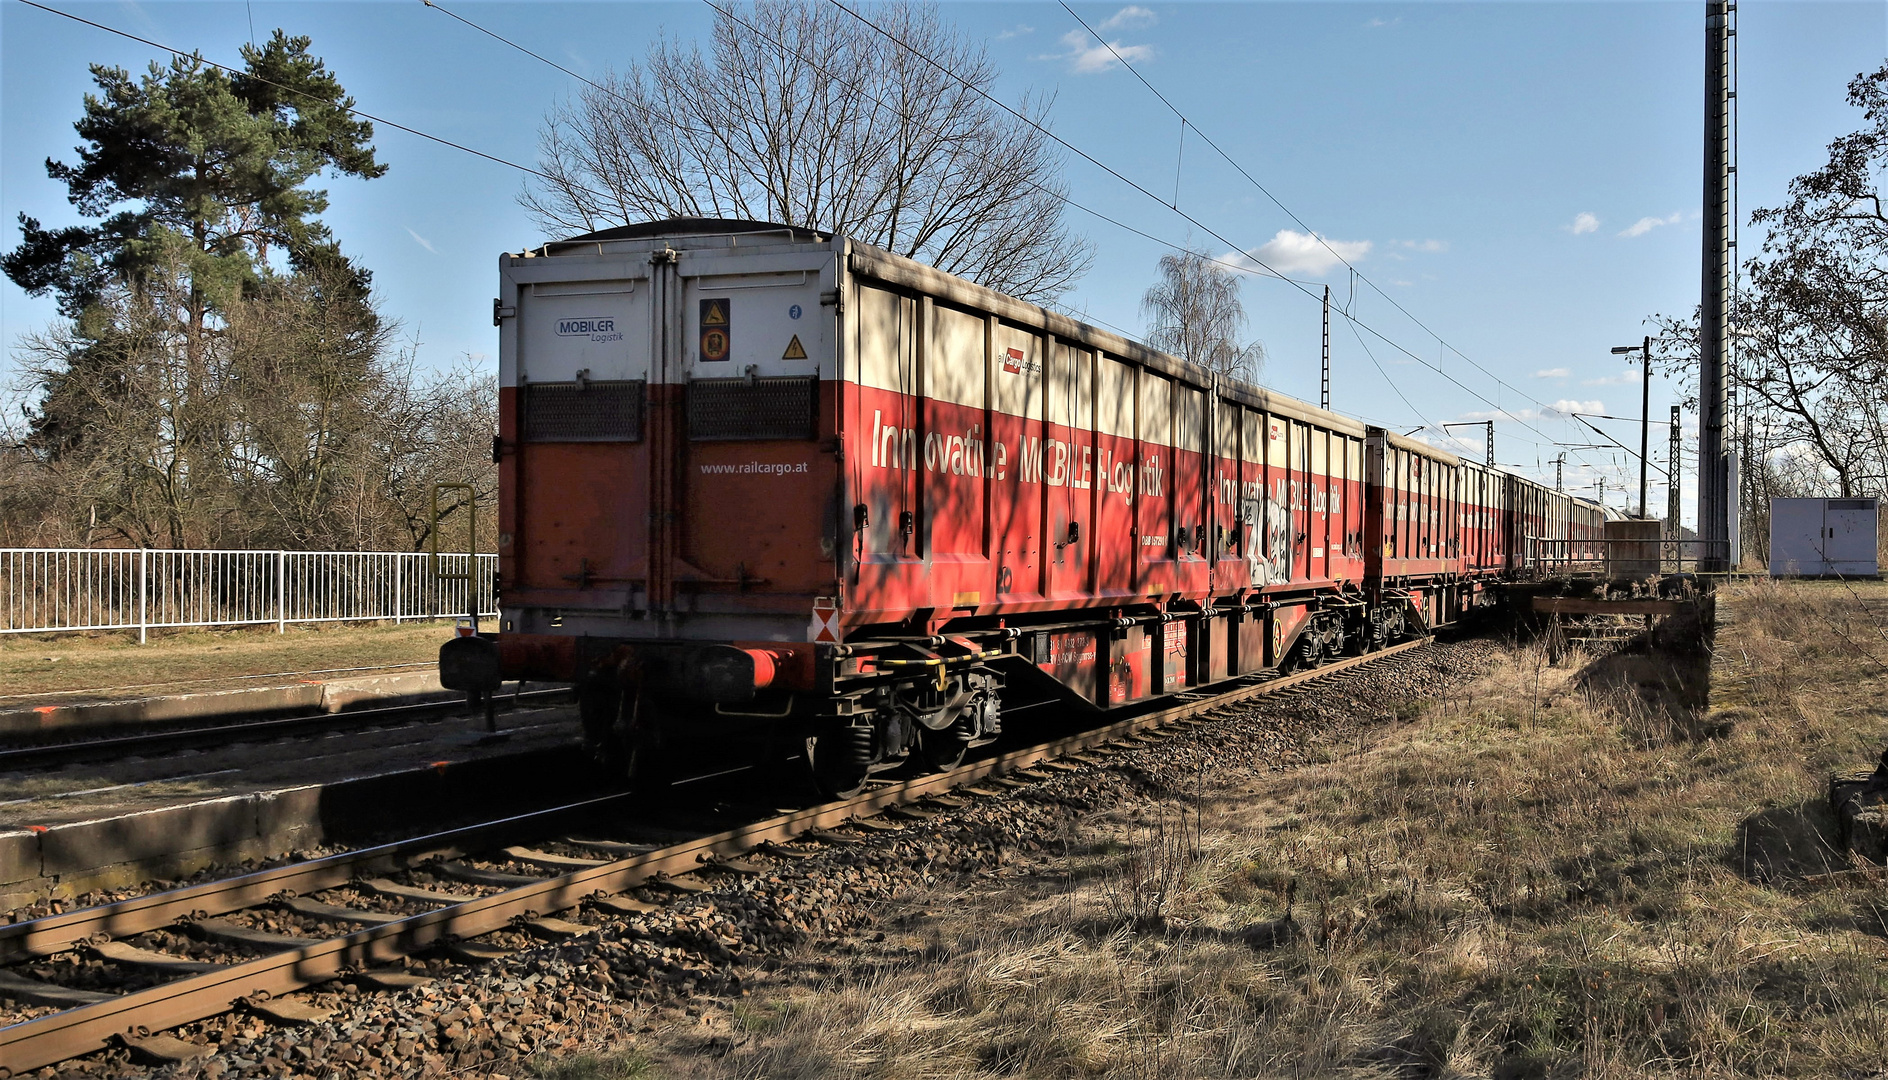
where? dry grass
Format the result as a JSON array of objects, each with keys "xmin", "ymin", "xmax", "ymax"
[
  {"xmin": 0, "ymin": 619, "xmax": 486, "ymax": 702},
  {"xmin": 614, "ymin": 580, "xmax": 1888, "ymax": 1079}
]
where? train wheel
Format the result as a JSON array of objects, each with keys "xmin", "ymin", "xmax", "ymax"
[
  {"xmin": 804, "ymin": 726, "xmax": 871, "ymax": 800},
  {"xmin": 916, "ymin": 722, "xmax": 971, "ymax": 773}
]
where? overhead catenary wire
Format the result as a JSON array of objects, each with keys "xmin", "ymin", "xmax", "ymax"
[
  {"xmin": 19, "ymin": 0, "xmax": 1425, "ymax": 430},
  {"xmin": 421, "ymin": 0, "xmax": 1368, "ymax": 363},
  {"xmin": 419, "ymin": 0, "xmax": 1454, "ymax": 440},
  {"xmin": 1052, "ymin": 1, "xmax": 1609, "ymax": 447},
  {"xmin": 1343, "ymin": 315, "xmax": 1444, "ymax": 441},
  {"xmin": 820, "ymin": 0, "xmax": 1603, "ymax": 471},
  {"xmin": 24, "ymin": 0, "xmax": 1588, "ymax": 458},
  {"xmin": 420, "ymin": 0, "xmax": 717, "ymax": 141},
  {"xmin": 12, "ymin": 0, "xmax": 622, "ymax": 206}
]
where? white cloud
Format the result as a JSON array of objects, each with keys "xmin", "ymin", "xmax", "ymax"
[
  {"xmin": 1042, "ymin": 28, "xmax": 1154, "ymax": 72},
  {"xmin": 1229, "ymin": 229, "xmax": 1371, "ymax": 277},
  {"xmin": 1567, "ymin": 212, "xmax": 1599, "ymax": 235},
  {"xmin": 1395, "ymin": 238, "xmax": 1447, "ymax": 253},
  {"xmin": 996, "ymin": 23, "xmax": 1034, "ymax": 39},
  {"xmin": 1548, "ymin": 399, "xmax": 1604, "ymax": 417},
  {"xmin": 1619, "ymin": 212, "xmax": 1681, "ymax": 238},
  {"xmin": 1364, "ymin": 16, "xmax": 1401, "ymax": 28},
  {"xmin": 1099, "ymin": 5, "xmax": 1156, "ymax": 30},
  {"xmin": 1457, "ymin": 399, "xmax": 1602, "ymax": 423},
  {"xmin": 1533, "ymin": 368, "xmax": 1570, "ymax": 379},
  {"xmin": 405, "ymin": 227, "xmax": 437, "ymax": 254},
  {"xmin": 1582, "ymin": 370, "xmax": 1641, "ymax": 386}
]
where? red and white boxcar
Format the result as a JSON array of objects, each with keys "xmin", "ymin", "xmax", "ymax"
[
  {"xmin": 446, "ymin": 221, "xmax": 1387, "ymax": 792},
  {"xmin": 441, "ymin": 218, "xmax": 1603, "ymax": 794}
]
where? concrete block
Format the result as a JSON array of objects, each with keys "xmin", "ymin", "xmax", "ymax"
[
  {"xmin": 319, "ymin": 671, "xmax": 447, "ymax": 712},
  {"xmin": 254, "ymin": 785, "xmax": 328, "ymax": 851},
  {"xmin": 37, "ymin": 794, "xmax": 260, "ymax": 878},
  {"xmin": 0, "ymin": 830, "xmax": 41, "ymax": 888},
  {"xmin": 5, "ymin": 743, "xmax": 595, "ymax": 905},
  {"xmin": 0, "ymin": 684, "xmax": 321, "ymax": 741},
  {"xmin": 310, "ymin": 768, "xmax": 447, "ymax": 841}
]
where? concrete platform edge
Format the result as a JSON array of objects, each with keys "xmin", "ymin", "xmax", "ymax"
[
  {"xmin": 0, "ymin": 672, "xmax": 464, "ymax": 742},
  {"xmin": 0, "ymin": 745, "xmax": 587, "ymax": 908}
]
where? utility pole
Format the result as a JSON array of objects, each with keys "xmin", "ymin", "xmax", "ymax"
[
  {"xmin": 1320, "ymin": 286, "xmax": 1331, "ymax": 411},
  {"xmin": 1611, "ymin": 338, "xmax": 1654, "ymax": 518},
  {"xmin": 1639, "ymin": 335, "xmax": 1651, "ymax": 518},
  {"xmin": 1698, "ymin": 0, "xmax": 1735, "ymax": 569}
]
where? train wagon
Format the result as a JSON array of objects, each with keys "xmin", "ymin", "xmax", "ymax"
[
  {"xmin": 1365, "ymin": 429, "xmax": 1469, "ymax": 636},
  {"xmin": 442, "ymin": 219, "xmax": 1392, "ymax": 795},
  {"xmin": 1508, "ymin": 477, "xmax": 1607, "ymax": 574}
]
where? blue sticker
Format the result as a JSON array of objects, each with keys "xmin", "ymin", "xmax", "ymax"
[{"xmin": 789, "ymin": 304, "xmax": 802, "ymax": 320}]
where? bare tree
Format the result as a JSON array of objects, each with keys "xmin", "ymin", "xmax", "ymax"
[
  {"xmin": 523, "ymin": 0, "xmax": 1090, "ymax": 304},
  {"xmin": 1141, "ymin": 251, "xmax": 1266, "ymax": 381},
  {"xmin": 7, "ymin": 253, "xmax": 496, "ymax": 552},
  {"xmin": 1644, "ymin": 63, "xmax": 1888, "ymax": 559}
]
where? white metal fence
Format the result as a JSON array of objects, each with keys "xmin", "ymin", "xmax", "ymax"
[{"xmin": 0, "ymin": 549, "xmax": 497, "ymax": 641}]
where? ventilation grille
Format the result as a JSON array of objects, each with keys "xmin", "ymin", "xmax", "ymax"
[
  {"xmin": 523, "ymin": 381, "xmax": 645, "ymax": 442},
  {"xmin": 687, "ymin": 376, "xmax": 818, "ymax": 441}
]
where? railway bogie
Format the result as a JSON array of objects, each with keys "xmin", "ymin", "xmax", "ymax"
[{"xmin": 442, "ymin": 217, "xmax": 1603, "ymax": 787}]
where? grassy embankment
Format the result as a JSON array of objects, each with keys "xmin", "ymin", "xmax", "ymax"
[
  {"xmin": 0, "ymin": 619, "xmax": 484, "ymax": 702},
  {"xmin": 574, "ymin": 579, "xmax": 1888, "ymax": 1078}
]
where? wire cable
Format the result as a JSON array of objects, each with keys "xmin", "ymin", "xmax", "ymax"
[
  {"xmin": 1344, "ymin": 316, "xmax": 1442, "ymax": 441},
  {"xmin": 24, "ymin": 0, "xmax": 1580, "ymax": 460},
  {"xmin": 421, "ymin": 0, "xmax": 1540, "ymax": 446},
  {"xmin": 425, "ymin": 0, "xmax": 1439, "ymax": 443},
  {"xmin": 13, "ymin": 0, "xmax": 618, "ymax": 204},
  {"xmin": 426, "ymin": 0, "xmax": 1327, "ymax": 303},
  {"xmin": 820, "ymin": 0, "xmax": 1601, "ymax": 467},
  {"xmin": 420, "ymin": 0, "xmax": 716, "ymax": 140},
  {"xmin": 1055, "ymin": 1, "xmax": 1595, "ymax": 427}
]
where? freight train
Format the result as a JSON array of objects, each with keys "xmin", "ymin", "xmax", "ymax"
[{"xmin": 441, "ymin": 218, "xmax": 1603, "ymax": 796}]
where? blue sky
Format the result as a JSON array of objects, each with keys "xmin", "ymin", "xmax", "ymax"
[{"xmin": 3, "ymin": 1, "xmax": 1885, "ymax": 518}]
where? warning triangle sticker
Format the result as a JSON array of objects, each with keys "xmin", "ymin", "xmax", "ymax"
[
  {"xmin": 702, "ymin": 301, "xmax": 728, "ymax": 326},
  {"xmin": 782, "ymin": 334, "xmax": 808, "ymax": 360}
]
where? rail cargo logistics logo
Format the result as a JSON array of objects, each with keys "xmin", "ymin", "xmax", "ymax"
[{"xmin": 555, "ymin": 317, "xmax": 623, "ymax": 343}]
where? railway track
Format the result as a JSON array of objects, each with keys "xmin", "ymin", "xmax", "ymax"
[
  {"xmin": 0, "ymin": 639, "xmax": 1431, "ymax": 1074},
  {"xmin": 0, "ymin": 687, "xmax": 575, "ymax": 773}
]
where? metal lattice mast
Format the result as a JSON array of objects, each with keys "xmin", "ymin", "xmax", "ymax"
[
  {"xmin": 1668, "ymin": 406, "xmax": 1682, "ymax": 533},
  {"xmin": 1698, "ymin": 0, "xmax": 1735, "ymax": 569},
  {"xmin": 1320, "ymin": 286, "xmax": 1331, "ymax": 411}
]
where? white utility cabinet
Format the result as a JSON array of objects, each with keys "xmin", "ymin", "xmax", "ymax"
[{"xmin": 1769, "ymin": 497, "xmax": 1879, "ymax": 577}]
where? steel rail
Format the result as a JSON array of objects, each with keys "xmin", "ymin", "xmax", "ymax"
[
  {"xmin": 0, "ymin": 793, "xmax": 635, "ymax": 966},
  {"xmin": 0, "ymin": 688, "xmax": 574, "ymax": 771},
  {"xmin": 0, "ymin": 639, "xmax": 1427, "ymax": 1074}
]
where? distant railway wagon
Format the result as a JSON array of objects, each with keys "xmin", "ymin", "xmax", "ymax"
[
  {"xmin": 441, "ymin": 219, "xmax": 1601, "ymax": 795},
  {"xmin": 1364, "ymin": 432, "xmax": 1607, "ymax": 634}
]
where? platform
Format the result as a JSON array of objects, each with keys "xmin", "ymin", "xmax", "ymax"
[{"xmin": 0, "ymin": 698, "xmax": 586, "ymax": 908}]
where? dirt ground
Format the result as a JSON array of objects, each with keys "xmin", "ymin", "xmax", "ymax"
[
  {"xmin": 551, "ymin": 581, "xmax": 1888, "ymax": 1079},
  {"xmin": 0, "ymin": 619, "xmax": 489, "ymax": 703}
]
